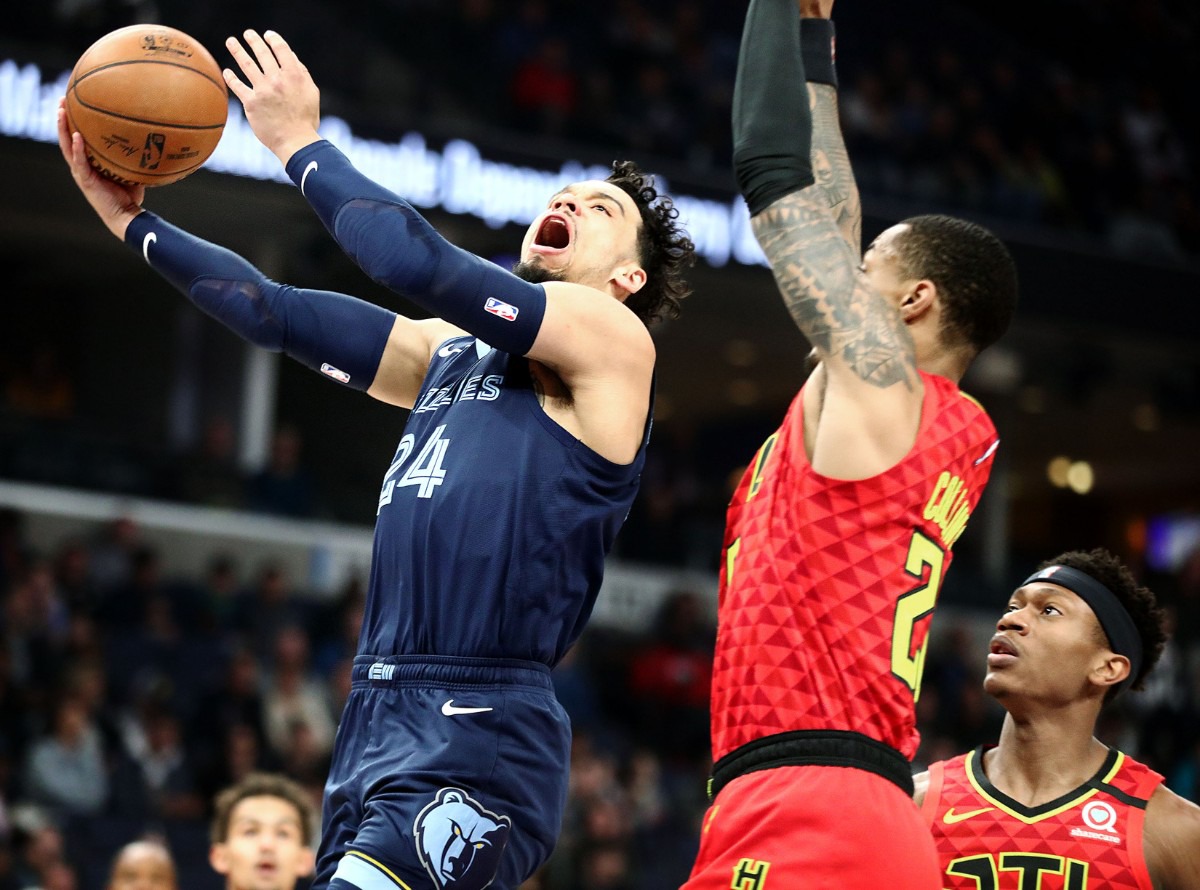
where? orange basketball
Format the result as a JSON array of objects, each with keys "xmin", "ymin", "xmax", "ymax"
[{"xmin": 65, "ymin": 25, "xmax": 228, "ymax": 187}]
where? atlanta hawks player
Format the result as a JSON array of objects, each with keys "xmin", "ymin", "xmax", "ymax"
[
  {"xmin": 682, "ymin": 0, "xmax": 1018, "ymax": 887},
  {"xmin": 917, "ymin": 549, "xmax": 1200, "ymax": 890}
]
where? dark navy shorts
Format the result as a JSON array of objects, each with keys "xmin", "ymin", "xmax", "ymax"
[{"xmin": 316, "ymin": 655, "xmax": 572, "ymax": 890}]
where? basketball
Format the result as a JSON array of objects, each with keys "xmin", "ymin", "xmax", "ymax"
[{"xmin": 65, "ymin": 25, "xmax": 228, "ymax": 187}]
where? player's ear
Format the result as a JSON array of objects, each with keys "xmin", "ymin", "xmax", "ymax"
[
  {"xmin": 613, "ymin": 263, "xmax": 647, "ymax": 299},
  {"xmin": 1090, "ymin": 651, "xmax": 1131, "ymax": 692},
  {"xmin": 899, "ymin": 279, "xmax": 937, "ymax": 323},
  {"xmin": 209, "ymin": 844, "xmax": 230, "ymax": 876},
  {"xmin": 295, "ymin": 847, "xmax": 317, "ymax": 878}
]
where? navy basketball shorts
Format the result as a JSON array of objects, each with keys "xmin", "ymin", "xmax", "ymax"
[{"xmin": 316, "ymin": 655, "xmax": 572, "ymax": 890}]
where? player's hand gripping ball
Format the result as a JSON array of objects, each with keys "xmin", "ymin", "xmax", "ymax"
[{"xmin": 65, "ymin": 25, "xmax": 228, "ymax": 187}]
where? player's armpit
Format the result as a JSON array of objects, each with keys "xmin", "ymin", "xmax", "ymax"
[
  {"xmin": 1144, "ymin": 785, "xmax": 1200, "ymax": 890},
  {"xmin": 366, "ymin": 318, "xmax": 465, "ymax": 409}
]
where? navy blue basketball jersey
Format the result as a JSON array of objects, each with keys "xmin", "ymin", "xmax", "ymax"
[{"xmin": 359, "ymin": 335, "xmax": 650, "ymax": 667}]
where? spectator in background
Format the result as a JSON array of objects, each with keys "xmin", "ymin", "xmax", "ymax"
[
  {"xmin": 627, "ymin": 590, "xmax": 713, "ymax": 763},
  {"xmin": 173, "ymin": 416, "xmax": 245, "ymax": 511},
  {"xmin": 230, "ymin": 563, "xmax": 309, "ymax": 656},
  {"xmin": 21, "ymin": 695, "xmax": 108, "ymax": 818},
  {"xmin": 207, "ymin": 773, "xmax": 315, "ymax": 890},
  {"xmin": 246, "ymin": 425, "xmax": 317, "ymax": 519},
  {"xmin": 105, "ymin": 840, "xmax": 176, "ymax": 890},
  {"xmin": 261, "ymin": 627, "xmax": 335, "ymax": 766},
  {"xmin": 86, "ymin": 518, "xmax": 138, "ymax": 594}
]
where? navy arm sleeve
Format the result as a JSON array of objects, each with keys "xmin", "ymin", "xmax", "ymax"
[
  {"xmin": 284, "ymin": 141, "xmax": 546, "ymax": 356},
  {"xmin": 125, "ymin": 211, "xmax": 395, "ymax": 392}
]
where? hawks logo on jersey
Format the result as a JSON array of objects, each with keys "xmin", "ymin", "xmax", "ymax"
[{"xmin": 922, "ymin": 747, "xmax": 1164, "ymax": 890}]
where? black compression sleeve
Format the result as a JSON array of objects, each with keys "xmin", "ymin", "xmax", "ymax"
[{"xmin": 732, "ymin": 0, "xmax": 815, "ymax": 217}]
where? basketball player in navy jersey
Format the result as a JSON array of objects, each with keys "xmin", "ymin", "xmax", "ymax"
[
  {"xmin": 915, "ymin": 549, "xmax": 1200, "ymax": 889},
  {"xmin": 57, "ymin": 27, "xmax": 694, "ymax": 890}
]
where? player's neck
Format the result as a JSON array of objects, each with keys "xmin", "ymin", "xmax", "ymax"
[{"xmin": 985, "ymin": 711, "xmax": 1110, "ymax": 806}]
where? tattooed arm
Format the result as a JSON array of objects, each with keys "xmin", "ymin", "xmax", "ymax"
[
  {"xmin": 734, "ymin": 0, "xmax": 922, "ymax": 479},
  {"xmin": 799, "ymin": 0, "xmax": 862, "ymax": 253},
  {"xmin": 808, "ymin": 84, "xmax": 861, "ymax": 253},
  {"xmin": 752, "ymin": 189, "xmax": 922, "ymax": 478}
]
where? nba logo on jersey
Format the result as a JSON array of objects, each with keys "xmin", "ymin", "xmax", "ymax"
[
  {"xmin": 321, "ymin": 363, "xmax": 351, "ymax": 384},
  {"xmin": 484, "ymin": 298, "xmax": 519, "ymax": 321}
]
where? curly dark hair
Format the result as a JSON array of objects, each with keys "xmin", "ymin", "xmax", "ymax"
[
  {"xmin": 1035, "ymin": 548, "xmax": 1167, "ymax": 699},
  {"xmin": 605, "ymin": 160, "xmax": 696, "ymax": 326},
  {"xmin": 893, "ymin": 214, "xmax": 1018, "ymax": 358},
  {"xmin": 211, "ymin": 772, "xmax": 316, "ymax": 846}
]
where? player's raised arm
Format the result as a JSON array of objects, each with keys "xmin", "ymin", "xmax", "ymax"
[
  {"xmin": 56, "ymin": 100, "xmax": 450, "ymax": 410},
  {"xmin": 799, "ymin": 0, "xmax": 861, "ymax": 253},
  {"xmin": 224, "ymin": 30, "xmax": 661, "ymax": 392},
  {"xmin": 733, "ymin": 0, "xmax": 922, "ymax": 478}
]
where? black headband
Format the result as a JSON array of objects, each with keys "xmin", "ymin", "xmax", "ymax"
[{"xmin": 1021, "ymin": 565, "xmax": 1143, "ymax": 697}]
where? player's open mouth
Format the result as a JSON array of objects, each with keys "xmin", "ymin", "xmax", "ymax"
[
  {"xmin": 532, "ymin": 214, "xmax": 572, "ymax": 252},
  {"xmin": 987, "ymin": 635, "xmax": 1018, "ymax": 666}
]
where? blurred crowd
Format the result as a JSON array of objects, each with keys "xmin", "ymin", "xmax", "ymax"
[
  {"xmin": 0, "ymin": 504, "xmax": 1197, "ymax": 889},
  {"xmin": 7, "ymin": 0, "xmax": 1196, "ymax": 264}
]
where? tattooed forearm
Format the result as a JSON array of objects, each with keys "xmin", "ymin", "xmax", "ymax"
[
  {"xmin": 752, "ymin": 190, "xmax": 915, "ymax": 389},
  {"xmin": 808, "ymin": 84, "xmax": 862, "ymax": 253}
]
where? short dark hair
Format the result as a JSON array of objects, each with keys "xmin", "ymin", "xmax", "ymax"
[
  {"xmin": 893, "ymin": 214, "xmax": 1018, "ymax": 357},
  {"xmin": 605, "ymin": 160, "xmax": 696, "ymax": 326},
  {"xmin": 1035, "ymin": 548, "xmax": 1167, "ymax": 697},
  {"xmin": 210, "ymin": 773, "xmax": 315, "ymax": 846}
]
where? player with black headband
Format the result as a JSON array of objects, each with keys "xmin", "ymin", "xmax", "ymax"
[
  {"xmin": 916, "ymin": 548, "xmax": 1200, "ymax": 890},
  {"xmin": 57, "ymin": 26, "xmax": 695, "ymax": 890}
]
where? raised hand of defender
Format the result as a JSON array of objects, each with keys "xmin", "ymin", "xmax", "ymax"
[
  {"xmin": 56, "ymin": 98, "xmax": 144, "ymax": 240},
  {"xmin": 223, "ymin": 29, "xmax": 321, "ymax": 165}
]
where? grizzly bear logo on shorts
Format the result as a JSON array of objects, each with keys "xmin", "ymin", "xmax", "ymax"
[{"xmin": 414, "ymin": 788, "xmax": 512, "ymax": 890}]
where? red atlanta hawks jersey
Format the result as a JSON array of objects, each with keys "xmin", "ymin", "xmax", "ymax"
[
  {"xmin": 921, "ymin": 746, "xmax": 1164, "ymax": 890},
  {"xmin": 710, "ymin": 372, "xmax": 998, "ymax": 762}
]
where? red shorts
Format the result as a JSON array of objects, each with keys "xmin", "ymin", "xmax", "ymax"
[{"xmin": 681, "ymin": 765, "xmax": 941, "ymax": 890}]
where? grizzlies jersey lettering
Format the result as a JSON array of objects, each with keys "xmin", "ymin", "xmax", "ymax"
[
  {"xmin": 922, "ymin": 747, "xmax": 1164, "ymax": 889},
  {"xmin": 711, "ymin": 372, "xmax": 998, "ymax": 762},
  {"xmin": 360, "ymin": 335, "xmax": 648, "ymax": 667}
]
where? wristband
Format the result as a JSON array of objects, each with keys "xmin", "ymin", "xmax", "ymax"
[{"xmin": 800, "ymin": 18, "xmax": 837, "ymax": 88}]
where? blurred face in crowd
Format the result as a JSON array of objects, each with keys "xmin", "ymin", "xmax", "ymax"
[
  {"xmin": 108, "ymin": 842, "xmax": 177, "ymax": 890},
  {"xmin": 209, "ymin": 795, "xmax": 314, "ymax": 890}
]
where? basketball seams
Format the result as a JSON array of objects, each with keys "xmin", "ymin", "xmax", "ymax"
[{"xmin": 73, "ymin": 59, "xmax": 228, "ymax": 96}]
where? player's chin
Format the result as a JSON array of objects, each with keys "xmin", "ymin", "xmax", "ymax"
[
  {"xmin": 512, "ymin": 258, "xmax": 568, "ymax": 285},
  {"xmin": 982, "ymin": 672, "xmax": 1011, "ymax": 697}
]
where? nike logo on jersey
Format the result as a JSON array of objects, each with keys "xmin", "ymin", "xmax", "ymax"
[
  {"xmin": 300, "ymin": 161, "xmax": 318, "ymax": 196},
  {"xmin": 437, "ymin": 342, "xmax": 467, "ymax": 358},
  {"xmin": 943, "ymin": 806, "xmax": 994, "ymax": 824},
  {"xmin": 441, "ymin": 699, "xmax": 493, "ymax": 716},
  {"xmin": 975, "ymin": 438, "xmax": 1000, "ymax": 466},
  {"xmin": 142, "ymin": 231, "xmax": 156, "ymax": 263}
]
